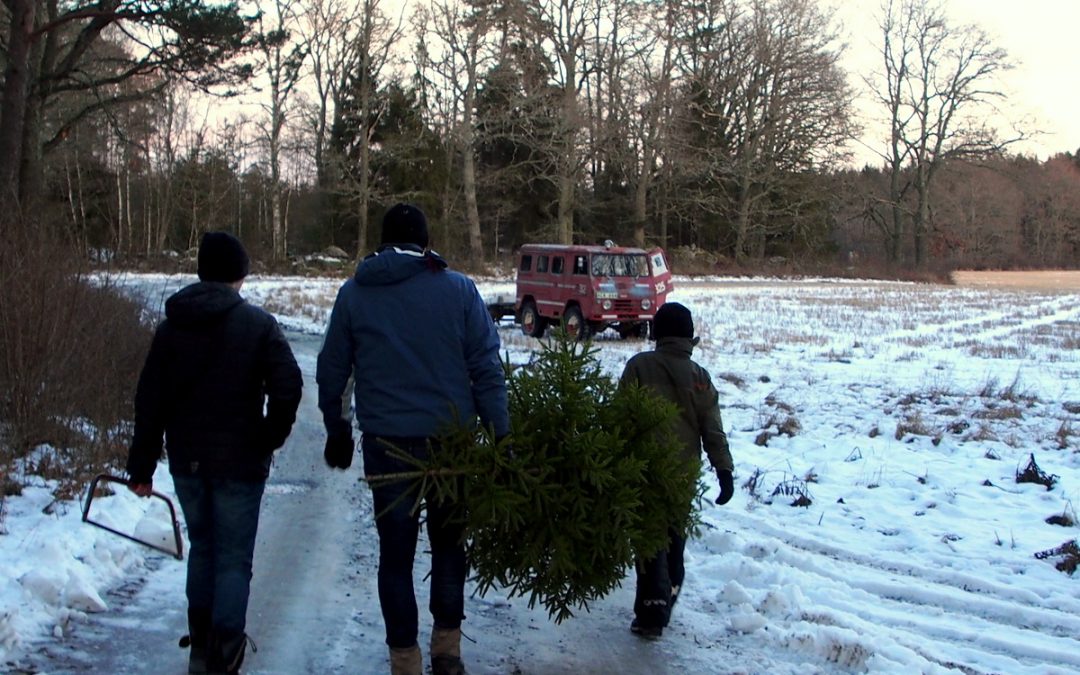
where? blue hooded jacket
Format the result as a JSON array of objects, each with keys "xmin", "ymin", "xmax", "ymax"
[{"xmin": 316, "ymin": 246, "xmax": 509, "ymax": 439}]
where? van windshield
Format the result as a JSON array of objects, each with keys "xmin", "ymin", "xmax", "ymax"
[{"xmin": 590, "ymin": 253, "xmax": 649, "ymax": 277}]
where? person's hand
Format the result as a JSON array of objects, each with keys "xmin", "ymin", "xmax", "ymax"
[
  {"xmin": 129, "ymin": 482, "xmax": 154, "ymax": 498},
  {"xmin": 715, "ymin": 469, "xmax": 734, "ymax": 505},
  {"xmin": 324, "ymin": 433, "xmax": 354, "ymax": 470}
]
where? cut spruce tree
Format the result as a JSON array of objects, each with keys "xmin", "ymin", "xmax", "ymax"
[{"xmin": 367, "ymin": 331, "xmax": 703, "ymax": 623}]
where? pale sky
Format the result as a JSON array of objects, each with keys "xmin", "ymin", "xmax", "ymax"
[{"xmin": 835, "ymin": 0, "xmax": 1080, "ymax": 166}]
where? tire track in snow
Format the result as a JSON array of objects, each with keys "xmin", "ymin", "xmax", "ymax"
[
  {"xmin": 870, "ymin": 295, "xmax": 1076, "ymax": 350},
  {"xmin": 707, "ymin": 513, "xmax": 1080, "ymax": 672}
]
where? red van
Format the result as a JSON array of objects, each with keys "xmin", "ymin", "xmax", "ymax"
[{"xmin": 513, "ymin": 242, "xmax": 672, "ymax": 339}]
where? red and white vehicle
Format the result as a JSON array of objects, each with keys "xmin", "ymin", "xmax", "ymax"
[{"xmin": 510, "ymin": 242, "xmax": 673, "ymax": 339}]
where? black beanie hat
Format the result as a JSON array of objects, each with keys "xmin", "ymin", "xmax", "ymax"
[
  {"xmin": 653, "ymin": 302, "xmax": 695, "ymax": 341},
  {"xmin": 381, "ymin": 203, "xmax": 429, "ymax": 248},
  {"xmin": 197, "ymin": 231, "xmax": 250, "ymax": 283}
]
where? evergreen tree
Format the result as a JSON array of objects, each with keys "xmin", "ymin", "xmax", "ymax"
[{"xmin": 372, "ymin": 332, "xmax": 702, "ymax": 623}]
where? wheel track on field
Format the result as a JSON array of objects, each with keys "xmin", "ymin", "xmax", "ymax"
[
  {"xmin": 870, "ymin": 295, "xmax": 1078, "ymax": 351},
  {"xmin": 721, "ymin": 510, "xmax": 1080, "ymax": 626},
  {"xmin": 708, "ymin": 512, "xmax": 1080, "ymax": 672}
]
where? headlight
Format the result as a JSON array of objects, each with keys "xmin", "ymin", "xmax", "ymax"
[
  {"xmin": 602, "ymin": 299, "xmax": 613, "ymax": 311},
  {"xmin": 641, "ymin": 299, "xmax": 652, "ymax": 310}
]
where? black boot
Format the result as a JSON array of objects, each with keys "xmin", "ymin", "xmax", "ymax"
[
  {"xmin": 179, "ymin": 607, "xmax": 211, "ymax": 673},
  {"xmin": 207, "ymin": 629, "xmax": 253, "ymax": 674}
]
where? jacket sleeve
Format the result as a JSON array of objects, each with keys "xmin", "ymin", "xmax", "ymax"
[
  {"xmin": 462, "ymin": 280, "xmax": 509, "ymax": 437},
  {"xmin": 126, "ymin": 327, "xmax": 169, "ymax": 483},
  {"xmin": 259, "ymin": 316, "xmax": 303, "ymax": 453},
  {"xmin": 696, "ymin": 371, "xmax": 733, "ymax": 472},
  {"xmin": 619, "ymin": 357, "xmax": 642, "ymax": 389},
  {"xmin": 316, "ymin": 284, "xmax": 355, "ymax": 438}
]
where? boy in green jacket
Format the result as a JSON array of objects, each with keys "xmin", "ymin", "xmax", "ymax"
[{"xmin": 619, "ymin": 302, "xmax": 735, "ymax": 638}]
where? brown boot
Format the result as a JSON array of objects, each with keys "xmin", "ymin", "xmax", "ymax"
[
  {"xmin": 389, "ymin": 644, "xmax": 422, "ymax": 675},
  {"xmin": 430, "ymin": 627, "xmax": 466, "ymax": 675}
]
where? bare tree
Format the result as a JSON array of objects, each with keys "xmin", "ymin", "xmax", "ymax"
[
  {"xmin": 0, "ymin": 0, "xmax": 251, "ymax": 218},
  {"xmin": 625, "ymin": 0, "xmax": 677, "ymax": 247},
  {"xmin": 666, "ymin": 0, "xmax": 852, "ymax": 259},
  {"xmin": 519, "ymin": 0, "xmax": 596, "ymax": 244},
  {"xmin": 666, "ymin": 0, "xmax": 743, "ymax": 249},
  {"xmin": 413, "ymin": 0, "xmax": 494, "ymax": 260},
  {"xmin": 554, "ymin": 0, "xmax": 593, "ymax": 244},
  {"xmin": 350, "ymin": 0, "xmax": 404, "ymax": 256},
  {"xmin": 730, "ymin": 0, "xmax": 852, "ymax": 259},
  {"xmin": 300, "ymin": 0, "xmax": 365, "ymax": 188},
  {"xmin": 870, "ymin": 0, "xmax": 1018, "ymax": 266},
  {"xmin": 252, "ymin": 0, "xmax": 308, "ymax": 261}
]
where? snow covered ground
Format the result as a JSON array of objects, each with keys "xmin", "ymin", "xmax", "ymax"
[{"xmin": 2, "ymin": 272, "xmax": 1078, "ymax": 674}]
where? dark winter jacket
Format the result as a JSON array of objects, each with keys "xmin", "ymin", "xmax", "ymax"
[
  {"xmin": 316, "ymin": 245, "xmax": 509, "ymax": 439},
  {"xmin": 126, "ymin": 282, "xmax": 303, "ymax": 483},
  {"xmin": 619, "ymin": 337, "xmax": 733, "ymax": 472}
]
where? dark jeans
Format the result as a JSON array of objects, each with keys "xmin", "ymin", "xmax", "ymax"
[
  {"xmin": 362, "ymin": 435, "xmax": 467, "ymax": 649},
  {"xmin": 173, "ymin": 473, "xmax": 265, "ymax": 635},
  {"xmin": 634, "ymin": 527, "xmax": 687, "ymax": 629}
]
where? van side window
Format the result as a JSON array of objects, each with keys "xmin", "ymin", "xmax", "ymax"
[
  {"xmin": 573, "ymin": 255, "xmax": 588, "ymax": 275},
  {"xmin": 520, "ymin": 255, "xmax": 532, "ymax": 272},
  {"xmin": 551, "ymin": 257, "xmax": 565, "ymax": 274},
  {"xmin": 650, "ymin": 253, "xmax": 668, "ymax": 276},
  {"xmin": 537, "ymin": 255, "xmax": 549, "ymax": 273}
]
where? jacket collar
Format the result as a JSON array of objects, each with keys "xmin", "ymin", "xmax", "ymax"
[{"xmin": 655, "ymin": 336, "xmax": 697, "ymax": 357}]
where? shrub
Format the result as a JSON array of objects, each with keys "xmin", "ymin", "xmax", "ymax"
[
  {"xmin": 1015, "ymin": 454, "xmax": 1058, "ymax": 491},
  {"xmin": 771, "ymin": 476, "xmax": 814, "ymax": 507},
  {"xmin": 0, "ymin": 224, "xmax": 152, "ymax": 496},
  {"xmin": 1035, "ymin": 540, "xmax": 1080, "ymax": 575}
]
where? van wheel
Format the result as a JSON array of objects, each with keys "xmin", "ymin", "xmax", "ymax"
[
  {"xmin": 562, "ymin": 305, "xmax": 590, "ymax": 341},
  {"xmin": 520, "ymin": 301, "xmax": 546, "ymax": 338}
]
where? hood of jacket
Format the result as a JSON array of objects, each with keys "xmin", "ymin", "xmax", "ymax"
[
  {"xmin": 165, "ymin": 282, "xmax": 244, "ymax": 327},
  {"xmin": 654, "ymin": 336, "xmax": 698, "ymax": 358},
  {"xmin": 354, "ymin": 245, "xmax": 448, "ymax": 287}
]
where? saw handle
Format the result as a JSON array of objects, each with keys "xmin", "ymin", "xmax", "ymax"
[{"xmin": 81, "ymin": 473, "xmax": 185, "ymax": 560}]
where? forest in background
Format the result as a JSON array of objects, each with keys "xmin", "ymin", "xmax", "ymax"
[{"xmin": 2, "ymin": 0, "xmax": 1080, "ymax": 273}]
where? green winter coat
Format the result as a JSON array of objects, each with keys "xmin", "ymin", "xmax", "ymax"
[{"xmin": 619, "ymin": 336, "xmax": 733, "ymax": 473}]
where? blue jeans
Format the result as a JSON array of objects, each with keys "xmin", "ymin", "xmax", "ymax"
[
  {"xmin": 362, "ymin": 435, "xmax": 467, "ymax": 649},
  {"xmin": 173, "ymin": 474, "xmax": 265, "ymax": 634}
]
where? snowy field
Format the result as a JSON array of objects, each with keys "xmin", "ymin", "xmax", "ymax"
[{"xmin": 2, "ymin": 272, "xmax": 1078, "ymax": 674}]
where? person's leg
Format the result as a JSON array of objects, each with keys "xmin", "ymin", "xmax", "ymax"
[
  {"xmin": 633, "ymin": 551, "xmax": 671, "ymax": 635},
  {"xmin": 665, "ymin": 528, "xmax": 687, "ymax": 626},
  {"xmin": 425, "ymin": 470, "xmax": 466, "ymax": 631},
  {"xmin": 426, "ymin": 487, "xmax": 467, "ymax": 673},
  {"xmin": 208, "ymin": 476, "xmax": 265, "ymax": 634},
  {"xmin": 202, "ymin": 476, "xmax": 264, "ymax": 674},
  {"xmin": 364, "ymin": 436, "xmax": 425, "ymax": 651},
  {"xmin": 173, "ymin": 474, "xmax": 214, "ymax": 672},
  {"xmin": 175, "ymin": 474, "xmax": 215, "ymax": 611}
]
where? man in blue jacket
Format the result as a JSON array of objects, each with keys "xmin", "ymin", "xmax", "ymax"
[{"xmin": 316, "ymin": 204, "xmax": 509, "ymax": 675}]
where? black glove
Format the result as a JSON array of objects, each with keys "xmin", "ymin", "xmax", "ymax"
[
  {"xmin": 324, "ymin": 433, "xmax": 354, "ymax": 470},
  {"xmin": 715, "ymin": 469, "xmax": 734, "ymax": 505}
]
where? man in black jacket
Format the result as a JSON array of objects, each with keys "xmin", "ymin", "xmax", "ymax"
[{"xmin": 126, "ymin": 232, "xmax": 302, "ymax": 674}]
